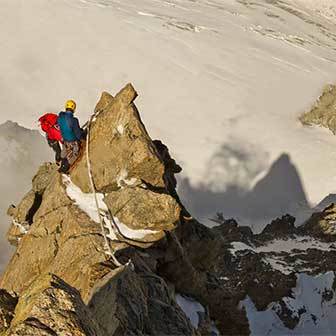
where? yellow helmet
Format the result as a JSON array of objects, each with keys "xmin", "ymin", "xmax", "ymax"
[{"xmin": 65, "ymin": 100, "xmax": 76, "ymax": 111}]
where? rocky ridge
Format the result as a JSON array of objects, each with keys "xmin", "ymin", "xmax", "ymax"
[
  {"xmin": 300, "ymin": 84, "xmax": 336, "ymax": 134},
  {"xmin": 1, "ymin": 84, "xmax": 336, "ymax": 335}
]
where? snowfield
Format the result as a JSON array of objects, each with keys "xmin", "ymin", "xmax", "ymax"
[{"xmin": 1, "ymin": 0, "xmax": 336, "ymax": 233}]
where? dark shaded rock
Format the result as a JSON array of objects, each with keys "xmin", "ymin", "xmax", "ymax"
[
  {"xmin": 258, "ymin": 214, "xmax": 297, "ymax": 241},
  {"xmin": 87, "ymin": 253, "xmax": 196, "ymax": 336},
  {"xmin": 0, "ymin": 289, "xmax": 18, "ymax": 333}
]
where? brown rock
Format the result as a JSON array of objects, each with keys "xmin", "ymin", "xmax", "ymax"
[
  {"xmin": 104, "ymin": 187, "xmax": 180, "ymax": 237},
  {"xmin": 1, "ymin": 174, "xmax": 112, "ymax": 299},
  {"xmin": 32, "ymin": 163, "xmax": 58, "ymax": 194},
  {"xmin": 302, "ymin": 203, "xmax": 336, "ymax": 239},
  {"xmin": 71, "ymin": 83, "xmax": 165, "ymax": 193},
  {"xmin": 94, "ymin": 91, "xmax": 114, "ymax": 114},
  {"xmin": 300, "ymin": 84, "xmax": 336, "ymax": 134},
  {"xmin": 5, "ymin": 273, "xmax": 101, "ymax": 336}
]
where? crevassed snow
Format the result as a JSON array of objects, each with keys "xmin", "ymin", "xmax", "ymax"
[
  {"xmin": 63, "ymin": 175, "xmax": 158, "ymax": 239},
  {"xmin": 2, "ymin": 0, "xmax": 336, "ymax": 232},
  {"xmin": 242, "ymin": 272, "xmax": 336, "ymax": 335},
  {"xmin": 294, "ymin": 0, "xmax": 336, "ymax": 23}
]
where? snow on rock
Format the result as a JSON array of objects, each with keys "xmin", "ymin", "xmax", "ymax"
[
  {"xmin": 229, "ymin": 235, "xmax": 336, "ymax": 274},
  {"xmin": 13, "ymin": 220, "xmax": 28, "ymax": 235},
  {"xmin": 112, "ymin": 216, "xmax": 158, "ymax": 240},
  {"xmin": 117, "ymin": 124, "xmax": 124, "ymax": 135},
  {"xmin": 63, "ymin": 174, "xmax": 107, "ymax": 223},
  {"xmin": 116, "ymin": 169, "xmax": 138, "ymax": 188},
  {"xmin": 229, "ymin": 242, "xmax": 254, "ymax": 256},
  {"xmin": 176, "ymin": 294, "xmax": 205, "ymax": 329},
  {"xmin": 63, "ymin": 174, "xmax": 158, "ymax": 240},
  {"xmin": 242, "ymin": 272, "xmax": 336, "ymax": 335},
  {"xmin": 230, "ymin": 236, "xmax": 336, "ymax": 256}
]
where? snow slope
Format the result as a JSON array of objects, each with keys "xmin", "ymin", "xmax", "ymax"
[
  {"xmin": 1, "ymin": 0, "xmax": 336, "ymax": 231},
  {"xmin": 242, "ymin": 272, "xmax": 336, "ymax": 335}
]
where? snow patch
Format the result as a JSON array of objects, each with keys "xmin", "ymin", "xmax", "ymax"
[
  {"xmin": 117, "ymin": 124, "xmax": 124, "ymax": 135},
  {"xmin": 63, "ymin": 175, "xmax": 158, "ymax": 240},
  {"xmin": 242, "ymin": 272, "xmax": 336, "ymax": 335},
  {"xmin": 230, "ymin": 236, "xmax": 336, "ymax": 256},
  {"xmin": 13, "ymin": 219, "xmax": 28, "ymax": 235},
  {"xmin": 117, "ymin": 168, "xmax": 138, "ymax": 188},
  {"xmin": 229, "ymin": 242, "xmax": 254, "ymax": 256},
  {"xmin": 113, "ymin": 216, "xmax": 158, "ymax": 239},
  {"xmin": 63, "ymin": 174, "xmax": 107, "ymax": 223},
  {"xmin": 176, "ymin": 294, "xmax": 205, "ymax": 328}
]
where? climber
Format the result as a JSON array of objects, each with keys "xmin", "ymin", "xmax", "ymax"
[
  {"xmin": 58, "ymin": 100, "xmax": 86, "ymax": 173},
  {"xmin": 38, "ymin": 113, "xmax": 63, "ymax": 165},
  {"xmin": 153, "ymin": 140, "xmax": 192, "ymax": 221}
]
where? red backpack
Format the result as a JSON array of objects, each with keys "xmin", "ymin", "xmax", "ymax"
[{"xmin": 38, "ymin": 113, "xmax": 62, "ymax": 141}]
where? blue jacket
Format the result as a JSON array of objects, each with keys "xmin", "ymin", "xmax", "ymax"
[{"xmin": 58, "ymin": 111, "xmax": 84, "ymax": 142}]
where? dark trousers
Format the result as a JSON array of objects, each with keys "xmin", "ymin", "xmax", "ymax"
[{"xmin": 47, "ymin": 138, "xmax": 62, "ymax": 163}]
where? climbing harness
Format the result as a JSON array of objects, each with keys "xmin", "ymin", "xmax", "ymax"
[{"xmin": 85, "ymin": 114, "xmax": 122, "ymax": 267}]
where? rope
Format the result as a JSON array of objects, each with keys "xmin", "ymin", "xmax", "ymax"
[{"xmin": 85, "ymin": 115, "xmax": 122, "ymax": 267}]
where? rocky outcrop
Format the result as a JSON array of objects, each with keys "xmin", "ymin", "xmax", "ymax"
[
  {"xmin": 302, "ymin": 203, "xmax": 336, "ymax": 240},
  {"xmin": 5, "ymin": 273, "xmax": 101, "ymax": 336},
  {"xmin": 3, "ymin": 83, "xmax": 336, "ymax": 336},
  {"xmin": 0, "ymin": 84, "xmax": 194, "ymax": 335},
  {"xmin": 87, "ymin": 254, "xmax": 196, "ymax": 336},
  {"xmin": 6, "ymin": 163, "xmax": 58, "ymax": 246},
  {"xmin": 300, "ymin": 84, "xmax": 336, "ymax": 134},
  {"xmin": 1, "ymin": 84, "xmax": 180, "ymax": 299},
  {"xmin": 71, "ymin": 84, "xmax": 166, "ymax": 193}
]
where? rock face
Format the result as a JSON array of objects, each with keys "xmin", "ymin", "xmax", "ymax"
[
  {"xmin": 87, "ymin": 255, "xmax": 196, "ymax": 336},
  {"xmin": 71, "ymin": 84, "xmax": 166, "ymax": 193},
  {"xmin": 0, "ymin": 84, "xmax": 192, "ymax": 336},
  {"xmin": 300, "ymin": 84, "xmax": 336, "ymax": 134},
  {"xmin": 5, "ymin": 273, "xmax": 101, "ymax": 336},
  {"xmin": 0, "ymin": 290, "xmax": 17, "ymax": 333},
  {"xmin": 302, "ymin": 203, "xmax": 336, "ymax": 240},
  {"xmin": 6, "ymin": 163, "xmax": 58, "ymax": 246},
  {"xmin": 3, "ymin": 83, "xmax": 336, "ymax": 336}
]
